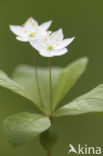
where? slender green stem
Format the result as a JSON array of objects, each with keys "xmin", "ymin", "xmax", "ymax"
[
  {"xmin": 33, "ymin": 50, "xmax": 44, "ymax": 107},
  {"xmin": 48, "ymin": 58, "xmax": 52, "ymax": 114},
  {"xmin": 47, "ymin": 149, "xmax": 52, "ymax": 156}
]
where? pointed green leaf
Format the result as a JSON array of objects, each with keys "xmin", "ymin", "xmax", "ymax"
[
  {"xmin": 0, "ymin": 71, "xmax": 35, "ymax": 102},
  {"xmin": 0, "ymin": 71, "xmax": 45, "ymax": 113},
  {"xmin": 55, "ymin": 84, "xmax": 103, "ymax": 117},
  {"xmin": 3, "ymin": 112, "xmax": 51, "ymax": 147},
  {"xmin": 53, "ymin": 57, "xmax": 88, "ymax": 110},
  {"xmin": 12, "ymin": 65, "xmax": 61, "ymax": 113}
]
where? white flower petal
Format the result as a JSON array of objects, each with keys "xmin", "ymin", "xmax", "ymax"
[
  {"xmin": 30, "ymin": 41, "xmax": 55, "ymax": 57},
  {"xmin": 29, "ymin": 41, "xmax": 43, "ymax": 51},
  {"xmin": 16, "ymin": 36, "xmax": 29, "ymax": 42},
  {"xmin": 39, "ymin": 48, "xmax": 68, "ymax": 57},
  {"xmin": 57, "ymin": 28, "xmax": 63, "ymax": 38},
  {"xmin": 53, "ymin": 48, "xmax": 68, "ymax": 56},
  {"xmin": 47, "ymin": 31, "xmax": 52, "ymax": 34},
  {"xmin": 40, "ymin": 21, "xmax": 52, "ymax": 30},
  {"xmin": 24, "ymin": 17, "xmax": 38, "ymax": 29},
  {"xmin": 51, "ymin": 28, "xmax": 64, "ymax": 41},
  {"xmin": 55, "ymin": 37, "xmax": 75, "ymax": 50},
  {"xmin": 39, "ymin": 49, "xmax": 56, "ymax": 57},
  {"xmin": 36, "ymin": 27, "xmax": 48, "ymax": 39},
  {"xmin": 10, "ymin": 25, "xmax": 26, "ymax": 37}
]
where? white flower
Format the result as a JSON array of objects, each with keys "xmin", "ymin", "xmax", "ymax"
[
  {"xmin": 10, "ymin": 17, "xmax": 52, "ymax": 42},
  {"xmin": 30, "ymin": 29, "xmax": 75, "ymax": 57}
]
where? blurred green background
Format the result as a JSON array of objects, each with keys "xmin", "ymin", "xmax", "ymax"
[{"xmin": 0, "ymin": 0, "xmax": 103, "ymax": 155}]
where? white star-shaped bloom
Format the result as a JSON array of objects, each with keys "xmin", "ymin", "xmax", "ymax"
[
  {"xmin": 30, "ymin": 29, "xmax": 75, "ymax": 57},
  {"xmin": 10, "ymin": 17, "xmax": 52, "ymax": 42}
]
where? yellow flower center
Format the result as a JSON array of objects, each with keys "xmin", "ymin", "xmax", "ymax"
[
  {"xmin": 29, "ymin": 32, "xmax": 35, "ymax": 38},
  {"xmin": 48, "ymin": 46, "xmax": 53, "ymax": 51}
]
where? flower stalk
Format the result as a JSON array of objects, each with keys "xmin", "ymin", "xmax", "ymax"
[
  {"xmin": 33, "ymin": 50, "xmax": 44, "ymax": 107},
  {"xmin": 48, "ymin": 58, "xmax": 52, "ymax": 114},
  {"xmin": 47, "ymin": 149, "xmax": 51, "ymax": 156},
  {"xmin": 48, "ymin": 58, "xmax": 52, "ymax": 156}
]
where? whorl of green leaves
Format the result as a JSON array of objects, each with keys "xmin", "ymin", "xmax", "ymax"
[{"xmin": 1, "ymin": 57, "xmax": 103, "ymax": 147}]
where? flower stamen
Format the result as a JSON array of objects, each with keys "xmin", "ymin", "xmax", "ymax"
[
  {"xmin": 22, "ymin": 24, "xmax": 25, "ymax": 27},
  {"xmin": 32, "ymin": 23, "xmax": 35, "ymax": 26},
  {"xmin": 29, "ymin": 18, "xmax": 32, "ymax": 23}
]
